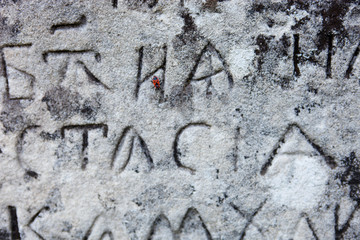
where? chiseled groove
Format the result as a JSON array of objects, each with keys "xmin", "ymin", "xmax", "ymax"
[
  {"xmin": 50, "ymin": 15, "xmax": 87, "ymax": 34},
  {"xmin": 173, "ymin": 122, "xmax": 211, "ymax": 173},
  {"xmin": 260, "ymin": 123, "xmax": 336, "ymax": 176}
]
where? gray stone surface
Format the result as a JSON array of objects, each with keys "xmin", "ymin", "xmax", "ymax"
[{"xmin": 0, "ymin": 0, "xmax": 359, "ymax": 239}]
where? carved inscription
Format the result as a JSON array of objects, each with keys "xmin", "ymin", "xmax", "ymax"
[
  {"xmin": 27, "ymin": 206, "xmax": 50, "ymax": 240},
  {"xmin": 135, "ymin": 45, "xmax": 167, "ymax": 101},
  {"xmin": 50, "ymin": 15, "xmax": 87, "ymax": 34},
  {"xmin": 185, "ymin": 42, "xmax": 233, "ymax": 96},
  {"xmin": 334, "ymin": 203, "xmax": 360, "ymax": 239},
  {"xmin": 326, "ymin": 34, "xmax": 334, "ymax": 78},
  {"xmin": 82, "ymin": 215, "xmax": 115, "ymax": 240},
  {"xmin": 293, "ymin": 34, "xmax": 335, "ymax": 78},
  {"xmin": 148, "ymin": 208, "xmax": 212, "ymax": 240},
  {"xmin": 42, "ymin": 50, "xmax": 101, "ymax": 63},
  {"xmin": 230, "ymin": 200, "xmax": 266, "ymax": 240},
  {"xmin": 293, "ymin": 215, "xmax": 319, "ymax": 240},
  {"xmin": 111, "ymin": 126, "xmax": 154, "ymax": 173},
  {"xmin": 293, "ymin": 34, "xmax": 360, "ymax": 80},
  {"xmin": 261, "ymin": 123, "xmax": 336, "ymax": 175},
  {"xmin": 173, "ymin": 122, "xmax": 211, "ymax": 173},
  {"xmin": 232, "ymin": 127, "xmax": 240, "ymax": 171},
  {"xmin": 345, "ymin": 41, "xmax": 360, "ymax": 79},
  {"xmin": 112, "ymin": 0, "xmax": 118, "ymax": 8},
  {"xmin": 8, "ymin": 206, "xmax": 20, "ymax": 240},
  {"xmin": 42, "ymin": 50, "xmax": 109, "ymax": 90},
  {"xmin": 16, "ymin": 125, "xmax": 40, "ymax": 179},
  {"xmin": 0, "ymin": 1, "xmax": 359, "ymax": 239},
  {"xmin": 0, "ymin": 44, "xmax": 35, "ymax": 100},
  {"xmin": 77, "ymin": 60, "xmax": 110, "ymax": 90},
  {"xmin": 262, "ymin": 124, "xmax": 336, "ymax": 211},
  {"xmin": 61, "ymin": 124, "xmax": 108, "ymax": 170}
]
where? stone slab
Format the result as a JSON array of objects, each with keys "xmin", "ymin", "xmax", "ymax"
[{"xmin": 0, "ymin": 0, "xmax": 359, "ymax": 239}]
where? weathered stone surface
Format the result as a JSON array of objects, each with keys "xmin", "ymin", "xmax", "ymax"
[{"xmin": 0, "ymin": 0, "xmax": 359, "ymax": 239}]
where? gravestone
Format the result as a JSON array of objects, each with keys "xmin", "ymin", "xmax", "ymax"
[{"xmin": 0, "ymin": 0, "xmax": 359, "ymax": 239}]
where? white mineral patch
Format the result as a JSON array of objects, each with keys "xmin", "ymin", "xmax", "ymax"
[
  {"xmin": 265, "ymin": 127, "xmax": 330, "ymax": 210},
  {"xmin": 228, "ymin": 48, "xmax": 254, "ymax": 80},
  {"xmin": 267, "ymin": 154, "xmax": 329, "ymax": 208}
]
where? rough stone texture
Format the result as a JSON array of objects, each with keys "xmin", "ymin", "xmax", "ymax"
[{"xmin": 0, "ymin": 0, "xmax": 359, "ymax": 239}]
